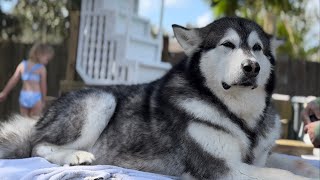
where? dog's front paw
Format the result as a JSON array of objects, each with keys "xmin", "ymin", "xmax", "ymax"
[{"xmin": 64, "ymin": 151, "xmax": 95, "ymax": 166}]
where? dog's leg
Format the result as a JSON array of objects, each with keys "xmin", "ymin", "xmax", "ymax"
[
  {"xmin": 33, "ymin": 143, "xmax": 95, "ymax": 165},
  {"xmin": 33, "ymin": 92, "xmax": 116, "ymax": 165},
  {"xmin": 265, "ymin": 153, "xmax": 319, "ymax": 178}
]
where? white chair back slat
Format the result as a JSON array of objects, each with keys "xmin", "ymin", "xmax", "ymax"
[
  {"xmin": 93, "ymin": 15, "xmax": 103, "ymax": 80},
  {"xmin": 107, "ymin": 40, "xmax": 115, "ymax": 80},
  {"xmin": 81, "ymin": 14, "xmax": 91, "ymax": 75},
  {"xmin": 87, "ymin": 15, "xmax": 97, "ymax": 78},
  {"xmin": 99, "ymin": 16, "xmax": 107, "ymax": 80}
]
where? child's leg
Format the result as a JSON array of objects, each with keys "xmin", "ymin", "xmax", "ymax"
[
  {"xmin": 30, "ymin": 100, "xmax": 42, "ymax": 117},
  {"xmin": 20, "ymin": 106, "xmax": 29, "ymax": 117}
]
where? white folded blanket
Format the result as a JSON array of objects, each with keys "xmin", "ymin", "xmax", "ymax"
[
  {"xmin": 0, "ymin": 155, "xmax": 318, "ymax": 180},
  {"xmin": 0, "ymin": 157, "xmax": 177, "ymax": 180}
]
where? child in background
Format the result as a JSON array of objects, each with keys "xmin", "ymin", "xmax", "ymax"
[{"xmin": 0, "ymin": 43, "xmax": 54, "ymax": 118}]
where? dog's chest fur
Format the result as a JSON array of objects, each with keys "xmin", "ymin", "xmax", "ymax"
[{"xmin": 178, "ymin": 97, "xmax": 280, "ymax": 166}]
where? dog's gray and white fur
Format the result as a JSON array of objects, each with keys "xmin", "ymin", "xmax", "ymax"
[{"xmin": 0, "ymin": 17, "xmax": 318, "ymax": 179}]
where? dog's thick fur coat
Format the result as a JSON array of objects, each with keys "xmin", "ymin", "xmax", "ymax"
[{"xmin": 0, "ymin": 17, "xmax": 319, "ymax": 179}]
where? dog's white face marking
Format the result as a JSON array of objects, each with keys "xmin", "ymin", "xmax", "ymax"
[
  {"xmin": 201, "ymin": 29, "xmax": 271, "ymax": 89},
  {"xmin": 219, "ymin": 29, "xmax": 241, "ymax": 48},
  {"xmin": 247, "ymin": 31, "xmax": 272, "ymax": 87},
  {"xmin": 199, "ymin": 29, "xmax": 272, "ymax": 126}
]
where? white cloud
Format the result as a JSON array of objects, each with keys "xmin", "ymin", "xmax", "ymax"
[
  {"xmin": 196, "ymin": 11, "xmax": 212, "ymax": 27},
  {"xmin": 165, "ymin": 0, "xmax": 184, "ymax": 7}
]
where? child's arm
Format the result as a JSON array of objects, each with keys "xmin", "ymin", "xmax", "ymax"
[
  {"xmin": 0, "ymin": 63, "xmax": 22, "ymax": 102},
  {"xmin": 39, "ymin": 67, "xmax": 47, "ymax": 103}
]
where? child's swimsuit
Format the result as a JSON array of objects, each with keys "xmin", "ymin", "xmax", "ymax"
[{"xmin": 19, "ymin": 60, "xmax": 43, "ymax": 108}]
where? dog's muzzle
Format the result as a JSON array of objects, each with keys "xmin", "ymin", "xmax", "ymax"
[
  {"xmin": 222, "ymin": 60, "xmax": 260, "ymax": 90},
  {"xmin": 222, "ymin": 77, "xmax": 258, "ymax": 90},
  {"xmin": 241, "ymin": 60, "xmax": 260, "ymax": 78},
  {"xmin": 237, "ymin": 77, "xmax": 258, "ymax": 89}
]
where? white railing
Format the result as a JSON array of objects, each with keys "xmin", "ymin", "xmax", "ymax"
[{"xmin": 76, "ymin": 0, "xmax": 170, "ymax": 85}]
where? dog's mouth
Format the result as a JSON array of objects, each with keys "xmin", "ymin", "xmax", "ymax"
[{"xmin": 222, "ymin": 78, "xmax": 257, "ymax": 90}]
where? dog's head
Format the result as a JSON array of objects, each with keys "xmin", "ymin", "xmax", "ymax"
[{"xmin": 173, "ymin": 17, "xmax": 282, "ymax": 93}]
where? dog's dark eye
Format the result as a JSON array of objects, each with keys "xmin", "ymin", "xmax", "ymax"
[
  {"xmin": 221, "ymin": 41, "xmax": 235, "ymax": 49},
  {"xmin": 253, "ymin": 44, "xmax": 262, "ymax": 51}
]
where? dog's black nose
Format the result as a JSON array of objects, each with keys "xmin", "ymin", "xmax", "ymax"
[{"xmin": 241, "ymin": 60, "xmax": 260, "ymax": 77}]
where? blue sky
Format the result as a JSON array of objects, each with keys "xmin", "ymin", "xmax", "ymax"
[
  {"xmin": 138, "ymin": 0, "xmax": 213, "ymax": 34},
  {"xmin": 0, "ymin": 0, "xmax": 17, "ymax": 13}
]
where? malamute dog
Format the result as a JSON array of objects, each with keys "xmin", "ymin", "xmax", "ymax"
[{"xmin": 0, "ymin": 17, "xmax": 319, "ymax": 179}]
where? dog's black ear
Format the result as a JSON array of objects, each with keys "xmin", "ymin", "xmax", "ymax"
[
  {"xmin": 269, "ymin": 35, "xmax": 285, "ymax": 57},
  {"xmin": 172, "ymin": 24, "xmax": 201, "ymax": 56}
]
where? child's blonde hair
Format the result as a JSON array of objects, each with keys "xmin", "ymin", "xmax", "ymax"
[{"xmin": 28, "ymin": 43, "xmax": 54, "ymax": 63}]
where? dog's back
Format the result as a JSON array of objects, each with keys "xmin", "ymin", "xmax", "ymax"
[{"xmin": 0, "ymin": 17, "xmax": 319, "ymax": 179}]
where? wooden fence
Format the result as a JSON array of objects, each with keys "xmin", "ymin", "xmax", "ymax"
[
  {"xmin": 275, "ymin": 57, "xmax": 320, "ymax": 97},
  {"xmin": 0, "ymin": 42, "xmax": 68, "ymax": 118},
  {"xmin": 0, "ymin": 42, "xmax": 319, "ymax": 119}
]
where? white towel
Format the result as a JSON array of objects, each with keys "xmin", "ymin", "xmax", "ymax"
[
  {"xmin": 0, "ymin": 157, "xmax": 177, "ymax": 180},
  {"xmin": 1, "ymin": 155, "xmax": 318, "ymax": 180}
]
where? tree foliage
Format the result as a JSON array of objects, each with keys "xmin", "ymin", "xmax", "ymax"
[
  {"xmin": 205, "ymin": 0, "xmax": 319, "ymax": 61},
  {"xmin": 11, "ymin": 0, "xmax": 70, "ymax": 44},
  {"xmin": 0, "ymin": 0, "xmax": 81, "ymax": 44},
  {"xmin": 0, "ymin": 8, "xmax": 20, "ymax": 41}
]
